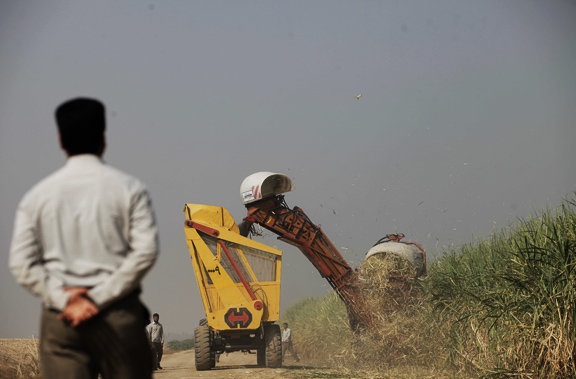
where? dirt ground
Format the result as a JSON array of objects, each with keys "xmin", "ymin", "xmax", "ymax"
[
  {"xmin": 154, "ymin": 350, "xmax": 312, "ymax": 379},
  {"xmin": 0, "ymin": 339, "xmax": 310, "ymax": 379},
  {"xmin": 0, "ymin": 339, "xmax": 456, "ymax": 379},
  {"xmin": 153, "ymin": 350, "xmax": 459, "ymax": 379}
]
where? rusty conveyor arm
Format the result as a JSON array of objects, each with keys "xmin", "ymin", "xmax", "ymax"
[{"xmin": 242, "ymin": 195, "xmax": 372, "ymax": 330}]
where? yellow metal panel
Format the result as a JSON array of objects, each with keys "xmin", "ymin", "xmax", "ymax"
[
  {"xmin": 184, "ymin": 203, "xmax": 240, "ymax": 234},
  {"xmin": 183, "ymin": 204, "xmax": 282, "ymax": 331}
]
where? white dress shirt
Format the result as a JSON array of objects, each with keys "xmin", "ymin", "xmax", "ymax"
[
  {"xmin": 9, "ymin": 154, "xmax": 159, "ymax": 311},
  {"xmin": 282, "ymin": 327, "xmax": 292, "ymax": 342},
  {"xmin": 146, "ymin": 321, "xmax": 164, "ymax": 343}
]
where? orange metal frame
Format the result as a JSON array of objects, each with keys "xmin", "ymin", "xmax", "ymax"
[{"xmin": 243, "ymin": 195, "xmax": 373, "ymax": 330}]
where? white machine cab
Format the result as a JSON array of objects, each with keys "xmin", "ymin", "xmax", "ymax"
[{"xmin": 240, "ymin": 172, "xmax": 292, "ymax": 205}]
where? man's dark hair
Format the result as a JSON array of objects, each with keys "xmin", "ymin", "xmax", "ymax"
[
  {"xmin": 55, "ymin": 98, "xmax": 106, "ymax": 155},
  {"xmin": 153, "ymin": 313, "xmax": 159, "ymax": 317}
]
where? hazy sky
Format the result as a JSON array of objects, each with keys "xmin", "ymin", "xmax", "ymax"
[{"xmin": 1, "ymin": 1, "xmax": 575, "ymax": 338}]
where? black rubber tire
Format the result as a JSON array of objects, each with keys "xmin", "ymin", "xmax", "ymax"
[
  {"xmin": 263, "ymin": 324, "xmax": 282, "ymax": 368},
  {"xmin": 194, "ymin": 324, "xmax": 214, "ymax": 370}
]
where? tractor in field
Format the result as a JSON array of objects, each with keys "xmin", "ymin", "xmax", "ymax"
[
  {"xmin": 183, "ymin": 172, "xmax": 426, "ymax": 369},
  {"xmin": 183, "ymin": 204, "xmax": 283, "ymax": 370}
]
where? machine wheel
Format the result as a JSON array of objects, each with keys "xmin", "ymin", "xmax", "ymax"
[
  {"xmin": 263, "ymin": 324, "xmax": 282, "ymax": 368},
  {"xmin": 194, "ymin": 324, "xmax": 214, "ymax": 370}
]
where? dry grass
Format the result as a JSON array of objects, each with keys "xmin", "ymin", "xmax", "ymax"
[
  {"xmin": 286, "ymin": 197, "xmax": 576, "ymax": 378},
  {"xmin": 0, "ymin": 339, "xmax": 41, "ymax": 379},
  {"xmin": 425, "ymin": 197, "xmax": 576, "ymax": 377},
  {"xmin": 358, "ymin": 253, "xmax": 420, "ymax": 314},
  {"xmin": 338, "ymin": 254, "xmax": 446, "ymax": 369},
  {"xmin": 284, "ymin": 253, "xmax": 455, "ymax": 376}
]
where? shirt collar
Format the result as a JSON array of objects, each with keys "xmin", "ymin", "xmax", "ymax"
[{"xmin": 66, "ymin": 154, "xmax": 103, "ymax": 167}]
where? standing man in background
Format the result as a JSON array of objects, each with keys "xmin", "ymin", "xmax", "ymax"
[
  {"xmin": 146, "ymin": 313, "xmax": 165, "ymax": 370},
  {"xmin": 9, "ymin": 97, "xmax": 159, "ymax": 379},
  {"xmin": 281, "ymin": 322, "xmax": 300, "ymax": 363}
]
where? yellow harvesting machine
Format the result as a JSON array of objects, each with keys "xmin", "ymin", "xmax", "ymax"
[{"xmin": 183, "ymin": 204, "xmax": 283, "ymax": 370}]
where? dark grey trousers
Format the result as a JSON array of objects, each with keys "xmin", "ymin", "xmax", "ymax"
[
  {"xmin": 151, "ymin": 342, "xmax": 163, "ymax": 368},
  {"xmin": 40, "ymin": 293, "xmax": 153, "ymax": 379},
  {"xmin": 282, "ymin": 341, "xmax": 300, "ymax": 361}
]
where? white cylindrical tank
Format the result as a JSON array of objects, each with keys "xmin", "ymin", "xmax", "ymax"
[{"xmin": 364, "ymin": 242, "xmax": 426, "ymax": 277}]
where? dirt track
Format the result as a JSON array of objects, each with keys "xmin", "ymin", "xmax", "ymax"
[
  {"xmin": 0, "ymin": 339, "xmax": 456, "ymax": 379},
  {"xmin": 153, "ymin": 350, "xmax": 311, "ymax": 379}
]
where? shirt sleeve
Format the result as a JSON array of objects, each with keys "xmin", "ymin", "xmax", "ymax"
[
  {"xmin": 88, "ymin": 187, "xmax": 159, "ymax": 309},
  {"xmin": 9, "ymin": 201, "xmax": 70, "ymax": 310}
]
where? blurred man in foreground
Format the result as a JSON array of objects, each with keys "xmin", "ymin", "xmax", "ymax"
[{"xmin": 9, "ymin": 97, "xmax": 159, "ymax": 379}]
